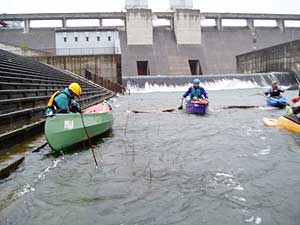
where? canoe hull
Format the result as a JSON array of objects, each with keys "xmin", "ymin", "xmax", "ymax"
[
  {"xmin": 266, "ymin": 96, "xmax": 287, "ymax": 108},
  {"xmin": 186, "ymin": 100, "xmax": 208, "ymax": 115},
  {"xmin": 45, "ymin": 112, "xmax": 113, "ymax": 152}
]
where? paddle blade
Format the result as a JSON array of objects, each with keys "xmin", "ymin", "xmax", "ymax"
[
  {"xmin": 162, "ymin": 109, "xmax": 175, "ymax": 112},
  {"xmin": 263, "ymin": 117, "xmax": 280, "ymax": 127}
]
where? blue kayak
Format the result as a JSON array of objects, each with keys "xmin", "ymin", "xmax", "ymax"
[{"xmin": 266, "ymin": 96, "xmax": 288, "ymax": 108}]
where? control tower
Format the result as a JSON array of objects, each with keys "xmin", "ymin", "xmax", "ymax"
[
  {"xmin": 125, "ymin": 0, "xmax": 153, "ymax": 45},
  {"xmin": 125, "ymin": 0, "xmax": 148, "ymax": 9},
  {"xmin": 170, "ymin": 0, "xmax": 201, "ymax": 45},
  {"xmin": 170, "ymin": 0, "xmax": 193, "ymax": 10}
]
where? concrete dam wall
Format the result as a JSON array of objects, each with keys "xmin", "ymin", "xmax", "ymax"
[
  {"xmin": 32, "ymin": 54, "xmax": 121, "ymax": 83},
  {"xmin": 120, "ymin": 27, "xmax": 300, "ymax": 76},
  {"xmin": 237, "ymin": 39, "xmax": 300, "ymax": 75},
  {"xmin": 119, "ymin": 26, "xmax": 204, "ymax": 76},
  {"xmin": 201, "ymin": 27, "xmax": 300, "ymax": 75},
  {"xmin": 0, "ymin": 28, "xmax": 56, "ymax": 52},
  {"xmin": 1, "ymin": 12, "xmax": 300, "ymax": 77},
  {"xmin": 2, "ymin": 27, "xmax": 300, "ymax": 77}
]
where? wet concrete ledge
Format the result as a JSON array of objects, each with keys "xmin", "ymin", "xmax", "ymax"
[
  {"xmin": 0, "ymin": 120, "xmax": 45, "ymax": 151},
  {"xmin": 0, "ymin": 156, "xmax": 25, "ymax": 179}
]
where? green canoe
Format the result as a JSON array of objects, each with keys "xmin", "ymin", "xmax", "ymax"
[{"xmin": 45, "ymin": 112, "xmax": 113, "ymax": 152}]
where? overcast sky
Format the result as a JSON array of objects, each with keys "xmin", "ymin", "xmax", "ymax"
[{"xmin": 2, "ymin": 0, "xmax": 300, "ymax": 14}]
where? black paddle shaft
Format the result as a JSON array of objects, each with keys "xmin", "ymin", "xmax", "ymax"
[{"xmin": 80, "ymin": 113, "xmax": 99, "ymax": 167}]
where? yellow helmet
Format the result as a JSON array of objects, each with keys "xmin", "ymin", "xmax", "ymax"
[{"xmin": 68, "ymin": 82, "xmax": 82, "ymax": 96}]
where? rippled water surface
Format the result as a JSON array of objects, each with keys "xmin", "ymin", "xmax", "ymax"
[{"xmin": 1, "ymin": 88, "xmax": 300, "ymax": 225}]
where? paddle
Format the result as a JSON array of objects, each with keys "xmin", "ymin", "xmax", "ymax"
[
  {"xmin": 131, "ymin": 109, "xmax": 175, "ymax": 114},
  {"xmin": 80, "ymin": 112, "xmax": 99, "ymax": 168},
  {"xmin": 223, "ymin": 105, "xmax": 261, "ymax": 109},
  {"xmin": 178, "ymin": 99, "xmax": 183, "ymax": 110},
  {"xmin": 256, "ymin": 92, "xmax": 267, "ymax": 97}
]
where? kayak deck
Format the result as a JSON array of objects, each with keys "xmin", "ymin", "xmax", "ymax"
[
  {"xmin": 185, "ymin": 99, "xmax": 209, "ymax": 115},
  {"xmin": 266, "ymin": 96, "xmax": 287, "ymax": 108},
  {"xmin": 264, "ymin": 116, "xmax": 300, "ymax": 133}
]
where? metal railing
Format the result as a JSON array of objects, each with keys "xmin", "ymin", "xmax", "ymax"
[{"xmin": 85, "ymin": 69, "xmax": 128, "ymax": 95}]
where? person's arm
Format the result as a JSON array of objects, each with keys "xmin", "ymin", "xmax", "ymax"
[
  {"xmin": 265, "ymin": 88, "xmax": 271, "ymax": 96},
  {"xmin": 201, "ymin": 87, "xmax": 208, "ymax": 99},
  {"xmin": 70, "ymin": 99, "xmax": 81, "ymax": 113},
  {"xmin": 182, "ymin": 87, "xmax": 192, "ymax": 98},
  {"xmin": 278, "ymin": 86, "xmax": 285, "ymax": 93}
]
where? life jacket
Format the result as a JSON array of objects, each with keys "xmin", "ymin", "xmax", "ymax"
[
  {"xmin": 270, "ymin": 86, "xmax": 283, "ymax": 97},
  {"xmin": 47, "ymin": 91, "xmax": 70, "ymax": 111},
  {"xmin": 191, "ymin": 87, "xmax": 202, "ymax": 99}
]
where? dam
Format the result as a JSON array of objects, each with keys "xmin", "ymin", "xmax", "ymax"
[{"xmin": 1, "ymin": 6, "xmax": 300, "ymax": 77}]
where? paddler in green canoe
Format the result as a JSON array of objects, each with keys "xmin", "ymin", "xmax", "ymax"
[{"xmin": 45, "ymin": 82, "xmax": 82, "ymax": 117}]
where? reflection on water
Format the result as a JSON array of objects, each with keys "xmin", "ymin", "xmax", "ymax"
[{"xmin": 1, "ymin": 89, "xmax": 300, "ymax": 225}]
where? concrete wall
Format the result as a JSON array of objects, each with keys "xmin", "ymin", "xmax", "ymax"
[
  {"xmin": 126, "ymin": 0, "xmax": 148, "ymax": 9},
  {"xmin": 0, "ymin": 43, "xmax": 47, "ymax": 56},
  {"xmin": 120, "ymin": 26, "xmax": 204, "ymax": 76},
  {"xmin": 2, "ymin": 21, "xmax": 300, "ymax": 75},
  {"xmin": 237, "ymin": 39, "xmax": 300, "ymax": 74},
  {"xmin": 32, "ymin": 55, "xmax": 121, "ymax": 82},
  {"xmin": 126, "ymin": 9, "xmax": 153, "ymax": 45},
  {"xmin": 201, "ymin": 27, "xmax": 300, "ymax": 74},
  {"xmin": 0, "ymin": 28, "xmax": 55, "ymax": 52},
  {"xmin": 174, "ymin": 9, "xmax": 201, "ymax": 45},
  {"xmin": 170, "ymin": 0, "xmax": 193, "ymax": 9},
  {"xmin": 55, "ymin": 31, "xmax": 120, "ymax": 55}
]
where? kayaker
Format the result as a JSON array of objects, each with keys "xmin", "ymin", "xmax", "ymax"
[
  {"xmin": 286, "ymin": 91, "xmax": 300, "ymax": 119},
  {"xmin": 182, "ymin": 79, "xmax": 208, "ymax": 101},
  {"xmin": 265, "ymin": 81, "xmax": 285, "ymax": 97},
  {"xmin": 45, "ymin": 82, "xmax": 82, "ymax": 117}
]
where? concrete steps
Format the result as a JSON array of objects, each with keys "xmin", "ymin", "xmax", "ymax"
[{"xmin": 0, "ymin": 49, "xmax": 114, "ymax": 152}]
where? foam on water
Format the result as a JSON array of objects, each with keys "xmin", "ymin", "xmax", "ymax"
[
  {"xmin": 255, "ymin": 217, "xmax": 262, "ymax": 224},
  {"xmin": 254, "ymin": 147, "xmax": 271, "ymax": 156},
  {"xmin": 233, "ymin": 184, "xmax": 245, "ymax": 191},
  {"xmin": 244, "ymin": 215, "xmax": 262, "ymax": 224},
  {"xmin": 16, "ymin": 158, "xmax": 62, "ymax": 197},
  {"xmin": 233, "ymin": 196, "xmax": 247, "ymax": 202},
  {"xmin": 216, "ymin": 172, "xmax": 234, "ymax": 178},
  {"xmin": 16, "ymin": 184, "xmax": 36, "ymax": 197},
  {"xmin": 245, "ymin": 216, "xmax": 255, "ymax": 223}
]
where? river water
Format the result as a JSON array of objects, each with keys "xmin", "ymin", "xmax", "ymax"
[{"xmin": 1, "ymin": 88, "xmax": 300, "ymax": 225}]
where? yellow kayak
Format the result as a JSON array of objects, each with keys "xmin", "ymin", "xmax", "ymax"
[{"xmin": 264, "ymin": 116, "xmax": 300, "ymax": 133}]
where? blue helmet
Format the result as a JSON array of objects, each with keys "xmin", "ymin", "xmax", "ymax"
[{"xmin": 193, "ymin": 79, "xmax": 200, "ymax": 84}]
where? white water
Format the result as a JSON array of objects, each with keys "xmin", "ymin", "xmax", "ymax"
[
  {"xmin": 127, "ymin": 79, "xmax": 265, "ymax": 93},
  {"xmin": 16, "ymin": 158, "xmax": 62, "ymax": 197}
]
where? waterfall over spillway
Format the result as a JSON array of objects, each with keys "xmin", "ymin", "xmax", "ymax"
[{"xmin": 123, "ymin": 72, "xmax": 299, "ymax": 93}]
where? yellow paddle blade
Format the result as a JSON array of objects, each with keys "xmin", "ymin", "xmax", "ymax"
[{"xmin": 263, "ymin": 117, "xmax": 280, "ymax": 127}]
